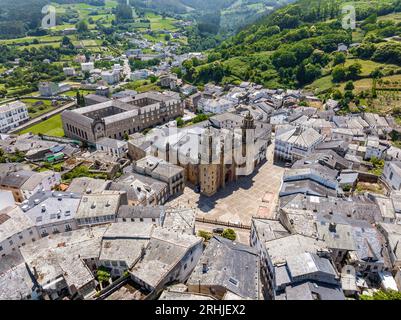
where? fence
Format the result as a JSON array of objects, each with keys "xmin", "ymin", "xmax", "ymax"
[
  {"xmin": 40, "ymin": 134, "xmax": 82, "ymax": 146},
  {"xmin": 195, "ymin": 217, "xmax": 251, "ymax": 230}
]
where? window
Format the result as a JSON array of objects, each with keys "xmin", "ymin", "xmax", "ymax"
[
  {"xmin": 0, "ymin": 246, "xmax": 2, "ymax": 251},
  {"xmin": 228, "ymin": 277, "xmax": 239, "ymax": 286},
  {"xmin": 390, "ymin": 172, "xmax": 394, "ymax": 180}
]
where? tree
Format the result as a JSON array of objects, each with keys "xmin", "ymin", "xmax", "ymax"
[
  {"xmin": 76, "ymin": 20, "xmax": 88, "ymax": 33},
  {"xmin": 347, "ymin": 63, "xmax": 362, "ymax": 80},
  {"xmin": 97, "ymin": 268, "xmax": 110, "ymax": 284},
  {"xmin": 76, "ymin": 91, "xmax": 81, "ymax": 106},
  {"xmin": 344, "ymin": 90, "xmax": 354, "ymax": 100},
  {"xmin": 344, "ymin": 81, "xmax": 354, "ymax": 91},
  {"xmin": 370, "ymin": 68, "xmax": 383, "ymax": 79},
  {"xmin": 175, "ymin": 117, "xmax": 184, "ymax": 127},
  {"xmin": 333, "ymin": 52, "xmax": 346, "ymax": 65},
  {"xmin": 115, "ymin": 3, "xmax": 133, "ymax": 21},
  {"xmin": 61, "ymin": 36, "xmax": 72, "ymax": 47},
  {"xmin": 332, "ymin": 90, "xmax": 343, "ymax": 100},
  {"xmin": 221, "ymin": 228, "xmax": 236, "ymax": 241},
  {"xmin": 272, "ymin": 50, "xmax": 297, "ymax": 68},
  {"xmin": 297, "ymin": 63, "xmax": 321, "ymax": 85},
  {"xmin": 198, "ymin": 230, "xmax": 212, "ymax": 241},
  {"xmin": 360, "ymin": 289, "xmax": 401, "ymax": 300},
  {"xmin": 164, "ymin": 34, "xmax": 171, "ymax": 42},
  {"xmin": 332, "ymin": 66, "xmax": 346, "ymax": 83}
]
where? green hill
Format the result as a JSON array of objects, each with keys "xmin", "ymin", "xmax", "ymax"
[
  {"xmin": 130, "ymin": 0, "xmax": 295, "ymax": 35},
  {"xmin": 182, "ymin": 0, "xmax": 401, "ymax": 109}
]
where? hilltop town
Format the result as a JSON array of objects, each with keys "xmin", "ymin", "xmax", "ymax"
[
  {"xmin": 2, "ymin": 75, "xmax": 401, "ymax": 301},
  {"xmin": 1, "ymin": 0, "xmax": 401, "ymax": 302}
]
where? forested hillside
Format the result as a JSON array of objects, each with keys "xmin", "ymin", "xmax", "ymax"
[
  {"xmin": 130, "ymin": 0, "xmax": 295, "ymax": 35},
  {"xmin": 0, "ymin": 0, "xmax": 49, "ymax": 38},
  {"xmin": 182, "ymin": 0, "xmax": 401, "ymax": 99}
]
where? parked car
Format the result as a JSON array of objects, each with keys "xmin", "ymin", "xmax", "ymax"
[{"xmin": 213, "ymin": 227, "xmax": 224, "ymax": 234}]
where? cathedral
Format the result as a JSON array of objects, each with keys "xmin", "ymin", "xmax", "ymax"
[{"xmin": 129, "ymin": 112, "xmax": 271, "ymax": 197}]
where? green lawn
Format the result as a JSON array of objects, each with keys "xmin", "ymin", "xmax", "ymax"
[
  {"xmin": 306, "ymin": 75, "xmax": 337, "ymax": 93},
  {"xmin": 146, "ymin": 12, "xmax": 179, "ymax": 32},
  {"xmin": 377, "ymin": 12, "xmax": 401, "ymax": 23},
  {"xmin": 20, "ymin": 114, "xmax": 64, "ymax": 137},
  {"xmin": 21, "ymin": 99, "xmax": 56, "ymax": 118},
  {"xmin": 62, "ymin": 89, "xmax": 95, "ymax": 97},
  {"xmin": 344, "ymin": 59, "xmax": 399, "ymax": 77}
]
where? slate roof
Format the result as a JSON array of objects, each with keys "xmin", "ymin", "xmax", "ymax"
[{"xmin": 187, "ymin": 236, "xmax": 261, "ymax": 300}]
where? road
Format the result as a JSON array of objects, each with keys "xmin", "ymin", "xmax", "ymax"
[
  {"xmin": 9, "ymin": 101, "xmax": 76, "ymax": 134},
  {"xmin": 122, "ymin": 58, "xmax": 131, "ymax": 82}
]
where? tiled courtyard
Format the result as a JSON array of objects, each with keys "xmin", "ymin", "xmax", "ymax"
[{"xmin": 166, "ymin": 144, "xmax": 284, "ymax": 225}]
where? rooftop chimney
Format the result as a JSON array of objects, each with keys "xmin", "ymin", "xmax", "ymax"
[{"xmin": 329, "ymin": 222, "xmax": 337, "ymax": 232}]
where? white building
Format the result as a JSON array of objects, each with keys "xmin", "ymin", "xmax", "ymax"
[
  {"xmin": 63, "ymin": 67, "xmax": 76, "ymax": 76},
  {"xmin": 383, "ymin": 161, "xmax": 401, "ymax": 191},
  {"xmin": 75, "ymin": 191, "xmax": 121, "ymax": 227},
  {"xmin": 0, "ymin": 101, "xmax": 29, "ymax": 133},
  {"xmin": 99, "ymin": 223, "xmax": 154, "ymax": 277},
  {"xmin": 95, "ymin": 137, "xmax": 128, "ymax": 158},
  {"xmin": 22, "ymin": 191, "xmax": 81, "ymax": 238},
  {"xmin": 130, "ymin": 69, "xmax": 149, "ymax": 80},
  {"xmin": 117, "ymin": 205, "xmax": 165, "ymax": 225},
  {"xmin": 0, "ymin": 206, "xmax": 40, "ymax": 257},
  {"xmin": 0, "ymin": 190, "xmax": 15, "ymax": 211},
  {"xmin": 20, "ymin": 171, "xmax": 61, "ymax": 200},
  {"xmin": 81, "ymin": 62, "xmax": 95, "ymax": 72},
  {"xmin": 130, "ymin": 227, "xmax": 203, "ymax": 297},
  {"xmin": 101, "ymin": 69, "xmax": 120, "ymax": 85},
  {"xmin": 274, "ymin": 126, "xmax": 324, "ymax": 162},
  {"xmin": 38, "ymin": 82, "xmax": 59, "ymax": 97},
  {"xmin": 365, "ymin": 136, "xmax": 388, "ymax": 160},
  {"xmin": 198, "ymin": 98, "xmax": 235, "ymax": 114}
]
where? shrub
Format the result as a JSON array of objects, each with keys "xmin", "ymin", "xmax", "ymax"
[
  {"xmin": 221, "ymin": 228, "xmax": 236, "ymax": 241},
  {"xmin": 198, "ymin": 230, "xmax": 212, "ymax": 241}
]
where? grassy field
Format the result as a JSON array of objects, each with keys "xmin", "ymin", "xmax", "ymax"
[
  {"xmin": 62, "ymin": 89, "xmax": 95, "ymax": 97},
  {"xmin": 377, "ymin": 12, "xmax": 401, "ymax": 23},
  {"xmin": 20, "ymin": 114, "xmax": 64, "ymax": 137},
  {"xmin": 344, "ymin": 59, "xmax": 399, "ymax": 77},
  {"xmin": 123, "ymin": 79, "xmax": 161, "ymax": 93},
  {"xmin": 146, "ymin": 12, "xmax": 179, "ymax": 32},
  {"xmin": 306, "ymin": 75, "xmax": 336, "ymax": 93},
  {"xmin": 21, "ymin": 99, "xmax": 56, "ymax": 118}
]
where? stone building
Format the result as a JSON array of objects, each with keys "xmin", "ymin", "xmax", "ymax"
[
  {"xmin": 145, "ymin": 112, "xmax": 271, "ymax": 196},
  {"xmin": 61, "ymin": 91, "xmax": 184, "ymax": 144}
]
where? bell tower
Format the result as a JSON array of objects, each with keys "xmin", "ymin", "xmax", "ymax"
[{"xmin": 241, "ymin": 112, "xmax": 256, "ymax": 157}]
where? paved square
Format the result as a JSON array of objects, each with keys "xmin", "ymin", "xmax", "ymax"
[{"xmin": 166, "ymin": 144, "xmax": 284, "ymax": 225}]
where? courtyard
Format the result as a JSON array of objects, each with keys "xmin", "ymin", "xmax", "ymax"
[{"xmin": 166, "ymin": 143, "xmax": 284, "ymax": 226}]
